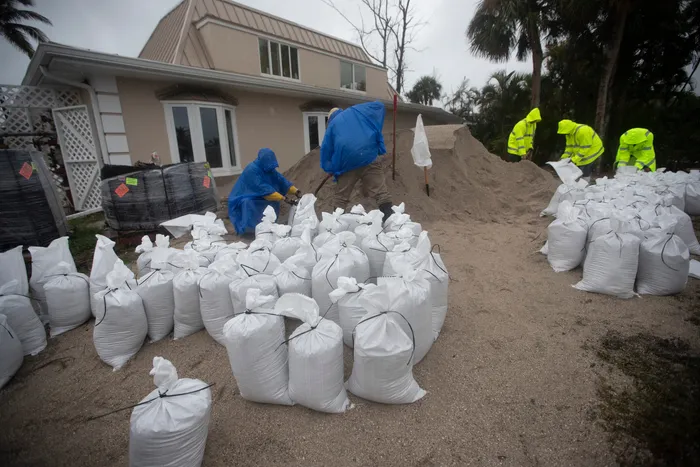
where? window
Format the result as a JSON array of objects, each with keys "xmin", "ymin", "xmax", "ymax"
[
  {"xmin": 303, "ymin": 112, "xmax": 329, "ymax": 154},
  {"xmin": 259, "ymin": 38, "xmax": 299, "ymax": 80},
  {"xmin": 164, "ymin": 102, "xmax": 241, "ymax": 175},
  {"xmin": 340, "ymin": 61, "xmax": 367, "ymax": 91}
]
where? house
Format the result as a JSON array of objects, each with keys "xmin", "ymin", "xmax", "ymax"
[{"xmin": 22, "ymin": 0, "xmax": 459, "ymax": 196}]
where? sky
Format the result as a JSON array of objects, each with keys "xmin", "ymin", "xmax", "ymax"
[{"xmin": 0, "ymin": 0, "xmax": 533, "ymax": 99}]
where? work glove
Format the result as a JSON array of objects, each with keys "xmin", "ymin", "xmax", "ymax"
[
  {"xmin": 284, "ymin": 198, "xmax": 299, "ymax": 206},
  {"xmin": 295, "ymin": 190, "xmax": 302, "ymax": 199}
]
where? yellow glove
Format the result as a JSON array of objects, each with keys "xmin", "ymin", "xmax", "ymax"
[
  {"xmin": 570, "ymin": 155, "xmax": 581, "ymax": 165},
  {"xmin": 263, "ymin": 192, "xmax": 284, "ymax": 202}
]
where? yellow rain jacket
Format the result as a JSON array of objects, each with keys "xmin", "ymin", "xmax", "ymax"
[
  {"xmin": 507, "ymin": 108, "xmax": 541, "ymax": 158},
  {"xmin": 616, "ymin": 128, "xmax": 656, "ymax": 171},
  {"xmin": 557, "ymin": 120, "xmax": 604, "ymax": 167}
]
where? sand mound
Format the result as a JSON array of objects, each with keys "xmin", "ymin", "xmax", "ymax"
[{"xmin": 284, "ymin": 125, "xmax": 558, "ymax": 223}]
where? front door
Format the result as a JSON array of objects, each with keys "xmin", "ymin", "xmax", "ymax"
[{"xmin": 303, "ymin": 112, "xmax": 329, "ymax": 154}]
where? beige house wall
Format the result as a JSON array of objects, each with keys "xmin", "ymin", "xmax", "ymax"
[{"xmin": 298, "ymin": 48, "xmax": 339, "ymax": 90}]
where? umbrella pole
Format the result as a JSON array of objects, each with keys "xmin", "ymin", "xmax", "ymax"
[{"xmin": 424, "ymin": 167, "xmax": 430, "ymax": 196}]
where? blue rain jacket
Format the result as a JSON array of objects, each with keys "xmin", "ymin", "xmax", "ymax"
[
  {"xmin": 228, "ymin": 148, "xmax": 293, "ymax": 234},
  {"xmin": 320, "ymin": 101, "xmax": 387, "ymax": 178}
]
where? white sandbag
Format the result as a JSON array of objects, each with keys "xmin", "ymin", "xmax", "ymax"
[
  {"xmin": 173, "ymin": 251, "xmax": 208, "ymax": 339},
  {"xmin": 690, "ymin": 259, "xmax": 700, "ymax": 279},
  {"xmin": 547, "ymin": 159, "xmax": 583, "ymax": 184},
  {"xmin": 289, "ymin": 194, "xmax": 319, "ymax": 238},
  {"xmin": 541, "ymin": 179, "xmax": 588, "ymax": 217},
  {"xmin": 0, "ymin": 314, "xmax": 23, "ymax": 389},
  {"xmin": 285, "ymin": 228, "xmax": 319, "ymax": 275},
  {"xmin": 547, "ymin": 203, "xmax": 587, "ymax": 272},
  {"xmin": 184, "ymin": 228, "xmax": 226, "ymax": 264},
  {"xmin": 329, "ymin": 277, "xmax": 377, "ymax": 347},
  {"xmin": 89, "ymin": 235, "xmax": 118, "ymax": 316},
  {"xmin": 136, "ymin": 247, "xmax": 175, "ymax": 342},
  {"xmin": 384, "ymin": 203, "xmax": 422, "ymax": 236},
  {"xmin": 198, "ymin": 262, "xmax": 236, "ymax": 345},
  {"xmin": 29, "ymin": 236, "xmax": 75, "ymax": 322},
  {"xmin": 312, "ymin": 232, "xmax": 370, "ymax": 325},
  {"xmin": 160, "ymin": 211, "xmax": 226, "ymax": 238},
  {"xmin": 377, "ymin": 265, "xmax": 432, "ymax": 365},
  {"xmin": 382, "ymin": 242, "xmax": 412, "ymax": 276},
  {"xmin": 271, "ymin": 225, "xmax": 302, "ymax": 263},
  {"xmin": 411, "ymin": 114, "xmax": 433, "ymax": 168},
  {"xmin": 213, "ymin": 242, "xmax": 247, "ymax": 263},
  {"xmin": 0, "ymin": 280, "xmax": 46, "ymax": 356},
  {"xmin": 222, "ymin": 289, "xmax": 292, "ymax": 405},
  {"xmin": 574, "ymin": 216, "xmax": 641, "ymax": 299},
  {"xmin": 539, "ymin": 241, "xmax": 548, "ymax": 255},
  {"xmin": 636, "ymin": 222, "xmax": 689, "ymax": 295},
  {"xmin": 686, "ymin": 181, "xmax": 700, "ymax": 216},
  {"xmin": 43, "ymin": 262, "xmax": 91, "ymax": 337},
  {"xmin": 658, "ymin": 205, "xmax": 700, "ymax": 255},
  {"xmin": 229, "ymin": 270, "xmax": 278, "ymax": 315},
  {"xmin": 587, "ymin": 217, "xmax": 612, "ymax": 245},
  {"xmin": 339, "ymin": 204, "xmax": 366, "ymax": 232},
  {"xmin": 135, "ymin": 234, "xmax": 172, "ymax": 278},
  {"xmin": 360, "ymin": 222, "xmax": 397, "ymax": 279},
  {"xmin": 94, "ymin": 260, "xmax": 147, "ymax": 370},
  {"xmin": 385, "ymin": 226, "xmax": 419, "ymax": 248},
  {"xmin": 0, "ymin": 245, "xmax": 28, "ymax": 294},
  {"xmin": 274, "ymin": 257, "xmax": 312, "ymax": 296},
  {"xmin": 274, "ymin": 294, "xmax": 350, "ymax": 413},
  {"xmin": 313, "ymin": 209, "xmax": 350, "ymax": 248},
  {"xmin": 129, "ymin": 357, "xmax": 212, "ymax": 467},
  {"xmin": 256, "ymin": 205, "xmax": 280, "ymax": 243},
  {"xmin": 236, "ymin": 240, "xmax": 281, "ymax": 275},
  {"xmin": 354, "ymin": 210, "xmax": 383, "ymax": 245},
  {"xmin": 346, "ymin": 284, "xmax": 426, "ymax": 404}
]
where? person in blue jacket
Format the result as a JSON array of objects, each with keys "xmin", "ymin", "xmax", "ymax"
[
  {"xmin": 228, "ymin": 148, "xmax": 300, "ymax": 235},
  {"xmin": 321, "ymin": 101, "xmax": 393, "ymax": 220}
]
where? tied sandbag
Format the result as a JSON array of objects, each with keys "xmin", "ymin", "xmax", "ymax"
[
  {"xmin": 587, "ymin": 217, "xmax": 612, "ymax": 245},
  {"xmin": 377, "ymin": 265, "xmax": 432, "ymax": 365},
  {"xmin": 198, "ymin": 262, "xmax": 236, "ymax": 345},
  {"xmin": 656, "ymin": 205, "xmax": 700, "ymax": 255},
  {"xmin": 0, "ymin": 245, "xmax": 29, "ymax": 295},
  {"xmin": 89, "ymin": 235, "xmax": 118, "ymax": 316},
  {"xmin": 173, "ymin": 251, "xmax": 208, "ymax": 339},
  {"xmin": 135, "ymin": 234, "xmax": 172, "ymax": 278},
  {"xmin": 236, "ymin": 240, "xmax": 281, "ymax": 276},
  {"xmin": 213, "ymin": 242, "xmax": 247, "ymax": 263},
  {"xmin": 222, "ymin": 289, "xmax": 292, "ymax": 405},
  {"xmin": 0, "ymin": 280, "xmax": 46, "ymax": 356},
  {"xmin": 274, "ymin": 294, "xmax": 350, "ymax": 414},
  {"xmin": 382, "ymin": 242, "xmax": 412, "ymax": 277},
  {"xmin": 229, "ymin": 269, "xmax": 278, "ymax": 315},
  {"xmin": 129, "ymin": 357, "xmax": 212, "ymax": 467},
  {"xmin": 385, "ymin": 226, "xmax": 419, "ymax": 249},
  {"xmin": 686, "ymin": 180, "xmax": 700, "ymax": 216},
  {"xmin": 339, "ymin": 204, "xmax": 366, "ymax": 232},
  {"xmin": 289, "ymin": 193, "xmax": 319, "ymax": 238},
  {"xmin": 354, "ymin": 210, "xmax": 383, "ymax": 245},
  {"xmin": 94, "ymin": 260, "xmax": 147, "ymax": 370},
  {"xmin": 329, "ymin": 277, "xmax": 377, "ymax": 348},
  {"xmin": 136, "ymin": 247, "xmax": 176, "ymax": 342},
  {"xmin": 255, "ymin": 206, "xmax": 280, "ymax": 243},
  {"xmin": 636, "ymin": 220, "xmax": 690, "ymax": 296},
  {"xmin": 29, "ymin": 236, "xmax": 76, "ymax": 322},
  {"xmin": 574, "ymin": 215, "xmax": 641, "ymax": 299},
  {"xmin": 541, "ymin": 179, "xmax": 588, "ymax": 217},
  {"xmin": 312, "ymin": 232, "xmax": 370, "ymax": 325},
  {"xmin": 271, "ymin": 225, "xmax": 303, "ymax": 263},
  {"xmin": 0, "ymin": 314, "xmax": 23, "ymax": 389},
  {"xmin": 43, "ymin": 262, "xmax": 91, "ymax": 337},
  {"xmin": 346, "ymin": 283, "xmax": 426, "ymax": 404},
  {"xmin": 384, "ymin": 203, "xmax": 422, "ymax": 237},
  {"xmin": 285, "ymin": 228, "xmax": 318, "ymax": 275},
  {"xmin": 547, "ymin": 202, "xmax": 587, "ymax": 272},
  {"xmin": 313, "ymin": 209, "xmax": 350, "ymax": 248},
  {"xmin": 184, "ymin": 229, "xmax": 227, "ymax": 266},
  {"xmin": 360, "ymin": 221, "xmax": 397, "ymax": 279},
  {"xmin": 539, "ymin": 241, "xmax": 548, "ymax": 255},
  {"xmin": 274, "ymin": 257, "xmax": 312, "ymax": 296}
]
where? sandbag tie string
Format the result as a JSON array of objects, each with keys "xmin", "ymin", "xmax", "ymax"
[
  {"xmin": 0, "ymin": 293, "xmax": 42, "ymax": 302},
  {"xmin": 352, "ymin": 310, "xmax": 416, "ymax": 366},
  {"xmin": 0, "ymin": 322, "xmax": 14, "ymax": 339},
  {"xmin": 430, "ymin": 244, "xmax": 449, "ymax": 276},
  {"xmin": 660, "ymin": 233, "xmax": 680, "ymax": 272},
  {"xmin": 196, "ymin": 270, "xmax": 215, "ymax": 298},
  {"xmin": 45, "ymin": 273, "xmax": 90, "ymax": 287},
  {"xmin": 275, "ymin": 303, "xmax": 334, "ymax": 350},
  {"xmin": 95, "ymin": 288, "xmax": 119, "ymax": 327}
]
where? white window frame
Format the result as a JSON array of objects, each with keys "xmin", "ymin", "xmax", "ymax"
[
  {"xmin": 340, "ymin": 60, "xmax": 367, "ymax": 93},
  {"xmin": 302, "ymin": 112, "xmax": 328, "ymax": 154},
  {"xmin": 163, "ymin": 101, "xmax": 242, "ymax": 176},
  {"xmin": 258, "ymin": 38, "xmax": 300, "ymax": 81}
]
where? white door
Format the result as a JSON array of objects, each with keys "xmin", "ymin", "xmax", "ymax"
[{"xmin": 303, "ymin": 112, "xmax": 329, "ymax": 154}]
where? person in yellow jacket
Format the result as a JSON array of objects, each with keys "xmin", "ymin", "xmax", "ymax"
[
  {"xmin": 557, "ymin": 119, "xmax": 604, "ymax": 179},
  {"xmin": 615, "ymin": 128, "xmax": 656, "ymax": 172},
  {"xmin": 507, "ymin": 108, "xmax": 541, "ymax": 162}
]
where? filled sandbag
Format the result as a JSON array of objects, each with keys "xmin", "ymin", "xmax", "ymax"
[
  {"xmin": 222, "ymin": 289, "xmax": 292, "ymax": 405},
  {"xmin": 129, "ymin": 357, "xmax": 212, "ymax": 467},
  {"xmin": 547, "ymin": 202, "xmax": 587, "ymax": 272},
  {"xmin": 236, "ymin": 240, "xmax": 281, "ymax": 276},
  {"xmin": 636, "ymin": 220, "xmax": 690, "ymax": 295},
  {"xmin": 382, "ymin": 241, "xmax": 413, "ymax": 277},
  {"xmin": 541, "ymin": 179, "xmax": 587, "ymax": 217},
  {"xmin": 574, "ymin": 215, "xmax": 641, "ymax": 299},
  {"xmin": 135, "ymin": 234, "xmax": 172, "ymax": 278},
  {"xmin": 354, "ymin": 210, "xmax": 383, "ymax": 245},
  {"xmin": 0, "ymin": 245, "xmax": 29, "ymax": 294},
  {"xmin": 135, "ymin": 247, "xmax": 175, "ymax": 342},
  {"xmin": 173, "ymin": 251, "xmax": 208, "ymax": 339},
  {"xmin": 271, "ymin": 225, "xmax": 303, "ymax": 263},
  {"xmin": 89, "ymin": 235, "xmax": 118, "ymax": 316},
  {"xmin": 274, "ymin": 294, "xmax": 350, "ymax": 413},
  {"xmin": 658, "ymin": 205, "xmax": 700, "ymax": 255},
  {"xmin": 229, "ymin": 269, "xmax": 278, "ymax": 315},
  {"xmin": 213, "ymin": 242, "xmax": 247, "ymax": 263},
  {"xmin": 360, "ymin": 222, "xmax": 397, "ymax": 279},
  {"xmin": 29, "ymin": 236, "xmax": 76, "ymax": 322},
  {"xmin": 274, "ymin": 257, "xmax": 312, "ymax": 296},
  {"xmin": 289, "ymin": 193, "xmax": 319, "ymax": 238},
  {"xmin": 0, "ymin": 314, "xmax": 23, "ymax": 389},
  {"xmin": 329, "ymin": 277, "xmax": 377, "ymax": 347},
  {"xmin": 43, "ymin": 262, "xmax": 91, "ymax": 337},
  {"xmin": 312, "ymin": 232, "xmax": 370, "ymax": 325},
  {"xmin": 94, "ymin": 260, "xmax": 147, "ymax": 370},
  {"xmin": 313, "ymin": 209, "xmax": 350, "ymax": 248},
  {"xmin": 384, "ymin": 203, "xmax": 422, "ymax": 237},
  {"xmin": 385, "ymin": 226, "xmax": 418, "ymax": 249},
  {"xmin": 686, "ymin": 180, "xmax": 700, "ymax": 216},
  {"xmin": 285, "ymin": 228, "xmax": 318, "ymax": 275},
  {"xmin": 255, "ymin": 206, "xmax": 280, "ymax": 243},
  {"xmin": 184, "ymin": 228, "xmax": 226, "ymax": 265},
  {"xmin": 198, "ymin": 262, "xmax": 236, "ymax": 345},
  {"xmin": 339, "ymin": 204, "xmax": 366, "ymax": 232},
  {"xmin": 0, "ymin": 280, "xmax": 46, "ymax": 356},
  {"xmin": 346, "ymin": 283, "xmax": 426, "ymax": 404}
]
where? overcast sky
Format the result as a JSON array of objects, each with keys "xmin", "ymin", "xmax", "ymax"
[{"xmin": 0, "ymin": 0, "xmax": 535, "ymax": 99}]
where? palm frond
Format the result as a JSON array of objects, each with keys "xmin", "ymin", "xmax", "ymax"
[
  {"xmin": 9, "ymin": 23, "xmax": 48, "ymax": 42},
  {"xmin": 0, "ymin": 25, "xmax": 35, "ymax": 56},
  {"xmin": 466, "ymin": 6, "xmax": 516, "ymax": 62},
  {"xmin": 0, "ymin": 8, "xmax": 52, "ymax": 26}
]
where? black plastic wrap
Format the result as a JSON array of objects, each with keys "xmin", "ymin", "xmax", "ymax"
[
  {"xmin": 101, "ymin": 162, "xmax": 219, "ymax": 231},
  {"xmin": 0, "ymin": 150, "xmax": 69, "ymax": 252}
]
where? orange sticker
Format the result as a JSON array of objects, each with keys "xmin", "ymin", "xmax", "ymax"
[
  {"xmin": 203, "ymin": 176, "xmax": 211, "ymax": 189},
  {"xmin": 114, "ymin": 183, "xmax": 129, "ymax": 198},
  {"xmin": 19, "ymin": 162, "xmax": 33, "ymax": 180}
]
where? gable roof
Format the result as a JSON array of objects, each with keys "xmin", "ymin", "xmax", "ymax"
[{"xmin": 140, "ymin": 0, "xmax": 374, "ymax": 66}]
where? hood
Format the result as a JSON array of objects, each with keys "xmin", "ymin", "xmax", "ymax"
[
  {"xmin": 526, "ymin": 108, "xmax": 541, "ymax": 123},
  {"xmin": 557, "ymin": 119, "xmax": 577, "ymax": 134},
  {"xmin": 620, "ymin": 129, "xmax": 648, "ymax": 145},
  {"xmin": 256, "ymin": 148, "xmax": 279, "ymax": 172},
  {"xmin": 328, "ymin": 107, "xmax": 343, "ymax": 125}
]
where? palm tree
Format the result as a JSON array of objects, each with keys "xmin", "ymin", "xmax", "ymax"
[
  {"xmin": 0, "ymin": 0, "xmax": 51, "ymax": 57},
  {"xmin": 406, "ymin": 75, "xmax": 443, "ymax": 106},
  {"xmin": 466, "ymin": 0, "xmax": 545, "ymax": 107}
]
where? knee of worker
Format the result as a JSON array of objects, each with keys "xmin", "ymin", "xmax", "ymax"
[{"xmin": 333, "ymin": 191, "xmax": 350, "ymax": 211}]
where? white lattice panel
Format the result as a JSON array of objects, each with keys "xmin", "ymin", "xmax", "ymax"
[
  {"xmin": 0, "ymin": 85, "xmax": 80, "ymax": 108},
  {"xmin": 53, "ymin": 105, "xmax": 102, "ymax": 211}
]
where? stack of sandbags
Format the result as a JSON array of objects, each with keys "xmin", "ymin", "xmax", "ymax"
[{"xmin": 339, "ymin": 204, "xmax": 367, "ymax": 232}]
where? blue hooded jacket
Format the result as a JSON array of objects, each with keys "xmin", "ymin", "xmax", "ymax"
[
  {"xmin": 227, "ymin": 148, "xmax": 293, "ymax": 234},
  {"xmin": 320, "ymin": 101, "xmax": 387, "ymax": 178}
]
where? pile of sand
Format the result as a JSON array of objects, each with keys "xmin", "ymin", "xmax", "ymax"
[{"xmin": 284, "ymin": 125, "xmax": 558, "ymax": 223}]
